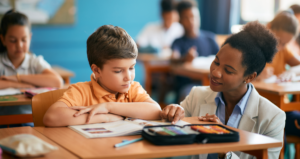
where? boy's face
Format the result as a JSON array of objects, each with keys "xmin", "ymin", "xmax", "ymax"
[
  {"xmin": 162, "ymin": 11, "xmax": 179, "ymax": 29},
  {"xmin": 179, "ymin": 7, "xmax": 200, "ymax": 36},
  {"xmin": 94, "ymin": 58, "xmax": 136, "ymax": 94}
]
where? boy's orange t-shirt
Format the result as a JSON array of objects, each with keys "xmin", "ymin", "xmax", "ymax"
[
  {"xmin": 58, "ymin": 74, "xmax": 151, "ymax": 107},
  {"xmin": 266, "ymin": 47, "xmax": 295, "ymax": 75}
]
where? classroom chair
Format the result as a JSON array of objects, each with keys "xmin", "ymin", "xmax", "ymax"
[
  {"xmin": 286, "ymin": 135, "xmax": 300, "ymax": 159},
  {"xmin": 31, "ymin": 89, "xmax": 66, "ymax": 126}
]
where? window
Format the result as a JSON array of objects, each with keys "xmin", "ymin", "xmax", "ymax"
[
  {"xmin": 241, "ymin": 0, "xmax": 275, "ymax": 22},
  {"xmin": 279, "ymin": 0, "xmax": 300, "ymax": 11},
  {"xmin": 240, "ymin": 0, "xmax": 300, "ymax": 23}
]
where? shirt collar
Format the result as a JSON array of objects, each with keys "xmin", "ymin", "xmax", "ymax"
[
  {"xmin": 214, "ymin": 92, "xmax": 224, "ymax": 107},
  {"xmin": 90, "ymin": 74, "xmax": 129, "ymax": 99},
  {"xmin": 1, "ymin": 53, "xmax": 30, "ymax": 70},
  {"xmin": 215, "ymin": 84, "xmax": 253, "ymax": 115}
]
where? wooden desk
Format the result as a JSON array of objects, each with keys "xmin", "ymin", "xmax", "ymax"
[
  {"xmin": 0, "ymin": 85, "xmax": 70, "ymax": 126},
  {"xmin": 52, "ymin": 66, "xmax": 74, "ymax": 84},
  {"xmin": 137, "ymin": 54, "xmax": 170, "ymax": 95},
  {"xmin": 0, "ymin": 94, "xmax": 31, "ymax": 106},
  {"xmin": 0, "ymin": 95, "xmax": 33, "ymax": 125},
  {"xmin": 172, "ymin": 63, "xmax": 210, "ymax": 85},
  {"xmin": 253, "ymin": 82, "xmax": 300, "ymax": 111},
  {"xmin": 33, "ymin": 117, "xmax": 281, "ymax": 159},
  {"xmin": 0, "ymin": 127, "xmax": 78, "ymax": 159},
  {"xmin": 0, "ymin": 84, "xmax": 69, "ymax": 107}
]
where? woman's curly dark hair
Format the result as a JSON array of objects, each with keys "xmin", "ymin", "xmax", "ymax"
[{"xmin": 223, "ymin": 21, "xmax": 278, "ymax": 76}]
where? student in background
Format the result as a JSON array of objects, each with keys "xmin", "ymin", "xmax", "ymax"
[
  {"xmin": 286, "ymin": 5, "xmax": 300, "ymax": 147},
  {"xmin": 287, "ymin": 4, "xmax": 300, "ymax": 57},
  {"xmin": 161, "ymin": 21, "xmax": 285, "ymax": 159},
  {"xmin": 44, "ymin": 25, "xmax": 161, "ymax": 127},
  {"xmin": 136, "ymin": 0, "xmax": 183, "ymax": 56},
  {"xmin": 252, "ymin": 10, "xmax": 300, "ymax": 154},
  {"xmin": 259, "ymin": 10, "xmax": 300, "ymax": 81},
  {"xmin": 171, "ymin": 0, "xmax": 219, "ymax": 63},
  {"xmin": 0, "ymin": 10, "xmax": 63, "ymax": 127},
  {"xmin": 171, "ymin": 0, "xmax": 219, "ymax": 103}
]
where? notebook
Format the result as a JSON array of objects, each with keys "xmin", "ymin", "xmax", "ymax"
[
  {"xmin": 69, "ymin": 118, "xmax": 189, "ymax": 138},
  {"xmin": 0, "ymin": 88, "xmax": 22, "ymax": 96},
  {"xmin": 24, "ymin": 87, "xmax": 57, "ymax": 98}
]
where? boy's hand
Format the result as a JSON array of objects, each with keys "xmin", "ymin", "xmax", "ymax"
[
  {"xmin": 71, "ymin": 103, "xmax": 110, "ymax": 123},
  {"xmin": 185, "ymin": 46, "xmax": 198, "ymax": 63},
  {"xmin": 160, "ymin": 104, "xmax": 185, "ymax": 124},
  {"xmin": 104, "ymin": 114, "xmax": 124, "ymax": 123},
  {"xmin": 198, "ymin": 113, "xmax": 223, "ymax": 125}
]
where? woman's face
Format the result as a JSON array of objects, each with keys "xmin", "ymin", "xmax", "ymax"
[{"xmin": 210, "ymin": 44, "xmax": 250, "ymax": 93}]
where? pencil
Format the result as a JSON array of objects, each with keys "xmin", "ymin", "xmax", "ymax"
[{"xmin": 114, "ymin": 137, "xmax": 143, "ymax": 148}]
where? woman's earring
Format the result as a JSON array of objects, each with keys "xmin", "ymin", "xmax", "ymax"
[{"xmin": 244, "ymin": 81, "xmax": 246, "ymax": 84}]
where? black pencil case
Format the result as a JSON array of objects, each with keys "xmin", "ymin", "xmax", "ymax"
[{"xmin": 142, "ymin": 124, "xmax": 239, "ymax": 145}]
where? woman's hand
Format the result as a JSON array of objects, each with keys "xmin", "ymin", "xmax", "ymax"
[
  {"xmin": 71, "ymin": 103, "xmax": 110, "ymax": 123},
  {"xmin": 160, "ymin": 104, "xmax": 185, "ymax": 124},
  {"xmin": 198, "ymin": 113, "xmax": 223, "ymax": 125}
]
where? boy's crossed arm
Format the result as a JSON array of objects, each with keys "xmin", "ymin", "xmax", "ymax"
[{"xmin": 43, "ymin": 99, "xmax": 161, "ymax": 127}]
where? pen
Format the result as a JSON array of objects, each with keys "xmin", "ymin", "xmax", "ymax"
[{"xmin": 114, "ymin": 137, "xmax": 143, "ymax": 148}]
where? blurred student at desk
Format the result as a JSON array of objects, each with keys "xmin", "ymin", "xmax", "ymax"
[
  {"xmin": 136, "ymin": 0, "xmax": 183, "ymax": 56},
  {"xmin": 259, "ymin": 10, "xmax": 300, "ymax": 82},
  {"xmin": 170, "ymin": 0, "xmax": 219, "ymax": 103},
  {"xmin": 257, "ymin": 10, "xmax": 300, "ymax": 144},
  {"xmin": 287, "ymin": 4, "xmax": 300, "ymax": 58},
  {"xmin": 0, "ymin": 10, "xmax": 63, "ymax": 127}
]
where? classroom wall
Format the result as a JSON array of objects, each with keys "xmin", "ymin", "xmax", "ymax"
[{"xmin": 30, "ymin": 0, "xmax": 161, "ymax": 84}]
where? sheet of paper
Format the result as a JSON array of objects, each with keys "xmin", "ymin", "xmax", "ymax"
[
  {"xmin": 0, "ymin": 88, "xmax": 22, "ymax": 96},
  {"xmin": 192, "ymin": 55, "xmax": 215, "ymax": 70},
  {"xmin": 264, "ymin": 75, "xmax": 300, "ymax": 84}
]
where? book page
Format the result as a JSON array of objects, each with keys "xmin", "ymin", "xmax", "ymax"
[
  {"xmin": 69, "ymin": 118, "xmax": 190, "ymax": 138},
  {"xmin": 69, "ymin": 120, "xmax": 143, "ymax": 138},
  {"xmin": 0, "ymin": 88, "xmax": 22, "ymax": 96}
]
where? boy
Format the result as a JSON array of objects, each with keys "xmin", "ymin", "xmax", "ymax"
[
  {"xmin": 136, "ymin": 0, "xmax": 183, "ymax": 55},
  {"xmin": 171, "ymin": 0, "xmax": 219, "ymax": 103},
  {"xmin": 171, "ymin": 0, "xmax": 219, "ymax": 62},
  {"xmin": 43, "ymin": 25, "xmax": 161, "ymax": 127}
]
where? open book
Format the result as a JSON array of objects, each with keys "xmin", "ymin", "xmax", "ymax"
[{"xmin": 69, "ymin": 118, "xmax": 189, "ymax": 138}]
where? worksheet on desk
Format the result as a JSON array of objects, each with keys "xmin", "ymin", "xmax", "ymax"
[{"xmin": 0, "ymin": 88, "xmax": 22, "ymax": 96}]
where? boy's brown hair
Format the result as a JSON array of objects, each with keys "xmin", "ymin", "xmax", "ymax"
[{"xmin": 87, "ymin": 25, "xmax": 138, "ymax": 69}]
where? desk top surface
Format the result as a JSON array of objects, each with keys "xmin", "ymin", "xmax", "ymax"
[
  {"xmin": 0, "ymin": 85, "xmax": 70, "ymax": 106},
  {"xmin": 33, "ymin": 117, "xmax": 281, "ymax": 159},
  {"xmin": 52, "ymin": 66, "xmax": 74, "ymax": 77},
  {"xmin": 0, "ymin": 94, "xmax": 31, "ymax": 106},
  {"xmin": 0, "ymin": 126, "xmax": 78, "ymax": 159},
  {"xmin": 253, "ymin": 82, "xmax": 300, "ymax": 95},
  {"xmin": 137, "ymin": 53, "xmax": 170, "ymax": 62}
]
